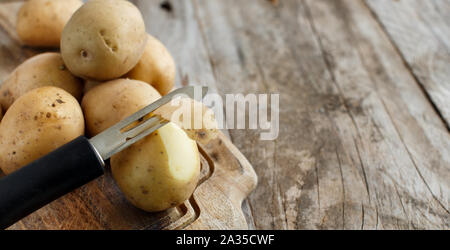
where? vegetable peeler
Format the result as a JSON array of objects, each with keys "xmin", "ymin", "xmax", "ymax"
[{"xmin": 0, "ymin": 86, "xmax": 208, "ymax": 229}]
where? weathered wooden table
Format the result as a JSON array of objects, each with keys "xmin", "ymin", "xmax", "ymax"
[{"xmin": 0, "ymin": 0, "xmax": 449, "ymax": 229}]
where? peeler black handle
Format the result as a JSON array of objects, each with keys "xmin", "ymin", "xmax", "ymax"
[{"xmin": 0, "ymin": 136, "xmax": 105, "ymax": 229}]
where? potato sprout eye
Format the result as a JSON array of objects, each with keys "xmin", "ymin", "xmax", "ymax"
[{"xmin": 80, "ymin": 50, "xmax": 88, "ymax": 58}]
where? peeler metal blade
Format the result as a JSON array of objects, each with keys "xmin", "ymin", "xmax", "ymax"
[{"xmin": 89, "ymin": 86, "xmax": 208, "ymax": 160}]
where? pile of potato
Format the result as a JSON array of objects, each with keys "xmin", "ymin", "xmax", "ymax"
[{"xmin": 0, "ymin": 0, "xmax": 217, "ymax": 212}]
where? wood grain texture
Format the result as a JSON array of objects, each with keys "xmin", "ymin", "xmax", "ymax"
[
  {"xmin": 0, "ymin": 0, "xmax": 449, "ymax": 229},
  {"xmin": 366, "ymin": 0, "xmax": 450, "ymax": 128},
  {"xmin": 188, "ymin": 0, "xmax": 449, "ymax": 229}
]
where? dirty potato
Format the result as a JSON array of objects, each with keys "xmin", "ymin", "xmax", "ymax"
[
  {"xmin": 125, "ymin": 34, "xmax": 176, "ymax": 96},
  {"xmin": 0, "ymin": 87, "xmax": 84, "ymax": 174},
  {"xmin": 60, "ymin": 0, "xmax": 147, "ymax": 80},
  {"xmin": 155, "ymin": 97, "xmax": 218, "ymax": 144},
  {"xmin": 0, "ymin": 53, "xmax": 83, "ymax": 112},
  {"xmin": 81, "ymin": 78, "xmax": 161, "ymax": 136}
]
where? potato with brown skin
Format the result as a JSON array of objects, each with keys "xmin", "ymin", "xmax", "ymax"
[
  {"xmin": 16, "ymin": 0, "xmax": 83, "ymax": 47},
  {"xmin": 0, "ymin": 53, "xmax": 83, "ymax": 112},
  {"xmin": 155, "ymin": 98, "xmax": 218, "ymax": 144},
  {"xmin": 125, "ymin": 34, "xmax": 176, "ymax": 96},
  {"xmin": 111, "ymin": 122, "xmax": 200, "ymax": 212},
  {"xmin": 0, "ymin": 87, "xmax": 84, "ymax": 174},
  {"xmin": 81, "ymin": 78, "xmax": 161, "ymax": 136},
  {"xmin": 61, "ymin": 0, "xmax": 147, "ymax": 80}
]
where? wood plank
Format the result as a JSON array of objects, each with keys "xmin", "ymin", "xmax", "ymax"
[
  {"xmin": 366, "ymin": 0, "xmax": 450, "ymax": 128},
  {"xmin": 1, "ymin": 0, "xmax": 448, "ymax": 229},
  {"xmin": 305, "ymin": 0, "xmax": 449, "ymax": 229},
  {"xmin": 193, "ymin": 0, "xmax": 449, "ymax": 229}
]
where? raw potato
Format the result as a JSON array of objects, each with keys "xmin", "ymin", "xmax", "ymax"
[
  {"xmin": 0, "ymin": 87, "xmax": 84, "ymax": 174},
  {"xmin": 155, "ymin": 98, "xmax": 218, "ymax": 144},
  {"xmin": 16, "ymin": 0, "xmax": 83, "ymax": 47},
  {"xmin": 111, "ymin": 122, "xmax": 200, "ymax": 212},
  {"xmin": 125, "ymin": 34, "xmax": 176, "ymax": 95},
  {"xmin": 81, "ymin": 78, "xmax": 161, "ymax": 136},
  {"xmin": 0, "ymin": 53, "xmax": 83, "ymax": 112},
  {"xmin": 61, "ymin": 0, "xmax": 147, "ymax": 80}
]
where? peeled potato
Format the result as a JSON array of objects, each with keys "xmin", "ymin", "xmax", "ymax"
[
  {"xmin": 125, "ymin": 34, "xmax": 176, "ymax": 95},
  {"xmin": 0, "ymin": 87, "xmax": 84, "ymax": 174},
  {"xmin": 81, "ymin": 78, "xmax": 161, "ymax": 136},
  {"xmin": 16, "ymin": 0, "xmax": 83, "ymax": 47},
  {"xmin": 60, "ymin": 0, "xmax": 147, "ymax": 80},
  {"xmin": 111, "ymin": 122, "xmax": 200, "ymax": 212},
  {"xmin": 0, "ymin": 52, "xmax": 83, "ymax": 112}
]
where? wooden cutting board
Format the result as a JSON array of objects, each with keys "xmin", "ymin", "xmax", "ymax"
[{"xmin": 5, "ymin": 132, "xmax": 257, "ymax": 230}]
